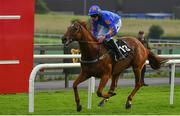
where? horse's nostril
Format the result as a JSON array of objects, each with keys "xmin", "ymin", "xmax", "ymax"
[{"xmin": 65, "ymin": 43, "xmax": 68, "ymax": 47}]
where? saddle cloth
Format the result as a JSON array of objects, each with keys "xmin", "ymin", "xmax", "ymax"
[{"xmin": 116, "ymin": 39, "xmax": 131, "ymax": 57}]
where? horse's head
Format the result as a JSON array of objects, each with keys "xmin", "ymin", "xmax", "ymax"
[{"xmin": 62, "ymin": 21, "xmax": 87, "ymax": 47}]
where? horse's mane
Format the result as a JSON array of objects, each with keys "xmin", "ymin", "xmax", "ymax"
[{"xmin": 75, "ymin": 20, "xmax": 98, "ymax": 42}]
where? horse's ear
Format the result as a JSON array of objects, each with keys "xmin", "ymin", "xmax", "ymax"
[{"xmin": 80, "ymin": 21, "xmax": 87, "ymax": 29}]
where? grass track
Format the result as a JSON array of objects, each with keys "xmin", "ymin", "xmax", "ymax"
[{"xmin": 0, "ymin": 86, "xmax": 180, "ymax": 115}]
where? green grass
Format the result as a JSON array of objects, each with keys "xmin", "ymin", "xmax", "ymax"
[
  {"xmin": 0, "ymin": 86, "xmax": 180, "ymax": 115},
  {"xmin": 35, "ymin": 14, "xmax": 180, "ymax": 37}
]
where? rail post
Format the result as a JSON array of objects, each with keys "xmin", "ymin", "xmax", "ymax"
[{"xmin": 170, "ymin": 63, "xmax": 175, "ymax": 105}]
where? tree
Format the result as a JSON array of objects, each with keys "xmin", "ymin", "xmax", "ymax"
[
  {"xmin": 148, "ymin": 25, "xmax": 164, "ymax": 39},
  {"xmin": 35, "ymin": 0, "xmax": 50, "ymax": 14}
]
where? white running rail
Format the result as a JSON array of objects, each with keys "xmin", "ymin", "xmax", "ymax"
[
  {"xmin": 29, "ymin": 63, "xmax": 80, "ymax": 112},
  {"xmin": 34, "ymin": 54, "xmax": 180, "ymax": 60}
]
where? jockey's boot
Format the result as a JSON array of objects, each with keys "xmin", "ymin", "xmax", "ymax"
[{"xmin": 107, "ymin": 39, "xmax": 125, "ymax": 61}]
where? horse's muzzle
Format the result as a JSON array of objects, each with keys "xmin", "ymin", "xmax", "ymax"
[
  {"xmin": 62, "ymin": 36, "xmax": 67, "ymax": 44},
  {"xmin": 62, "ymin": 35, "xmax": 74, "ymax": 47},
  {"xmin": 65, "ymin": 39, "xmax": 73, "ymax": 47}
]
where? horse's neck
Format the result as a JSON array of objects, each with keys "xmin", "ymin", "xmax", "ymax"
[{"xmin": 79, "ymin": 28, "xmax": 104, "ymax": 60}]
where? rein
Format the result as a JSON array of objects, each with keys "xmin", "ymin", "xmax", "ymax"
[{"xmin": 79, "ymin": 40, "xmax": 100, "ymax": 44}]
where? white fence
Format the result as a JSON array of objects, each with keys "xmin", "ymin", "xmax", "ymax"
[
  {"xmin": 29, "ymin": 54, "xmax": 180, "ymax": 112},
  {"xmin": 149, "ymin": 39, "xmax": 180, "ymax": 43}
]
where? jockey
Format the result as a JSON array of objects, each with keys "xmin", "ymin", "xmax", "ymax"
[{"xmin": 88, "ymin": 5, "xmax": 125, "ymax": 60}]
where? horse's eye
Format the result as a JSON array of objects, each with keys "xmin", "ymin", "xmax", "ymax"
[
  {"xmin": 71, "ymin": 27, "xmax": 78, "ymax": 33},
  {"xmin": 74, "ymin": 28, "xmax": 77, "ymax": 31},
  {"xmin": 74, "ymin": 27, "xmax": 78, "ymax": 31}
]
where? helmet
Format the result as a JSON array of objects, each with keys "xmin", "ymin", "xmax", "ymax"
[{"xmin": 88, "ymin": 5, "xmax": 101, "ymax": 16}]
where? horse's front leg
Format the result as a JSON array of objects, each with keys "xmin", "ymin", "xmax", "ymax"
[
  {"xmin": 98, "ymin": 74, "xmax": 119, "ymax": 106},
  {"xmin": 73, "ymin": 71, "xmax": 88, "ymax": 112}
]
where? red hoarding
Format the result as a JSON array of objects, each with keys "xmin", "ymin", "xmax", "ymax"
[{"xmin": 0, "ymin": 0, "xmax": 34, "ymax": 93}]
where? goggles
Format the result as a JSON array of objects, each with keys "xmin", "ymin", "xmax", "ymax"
[{"xmin": 90, "ymin": 14, "xmax": 98, "ymax": 18}]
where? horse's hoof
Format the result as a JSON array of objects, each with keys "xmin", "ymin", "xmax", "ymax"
[
  {"xmin": 98, "ymin": 99, "xmax": 109, "ymax": 107},
  {"xmin": 77, "ymin": 105, "xmax": 82, "ymax": 112},
  {"xmin": 111, "ymin": 92, "xmax": 116, "ymax": 96},
  {"xmin": 108, "ymin": 91, "xmax": 117, "ymax": 96},
  {"xmin": 98, "ymin": 100, "xmax": 105, "ymax": 107},
  {"xmin": 125, "ymin": 101, "xmax": 131, "ymax": 109}
]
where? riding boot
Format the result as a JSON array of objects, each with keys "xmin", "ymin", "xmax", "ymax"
[{"xmin": 107, "ymin": 39, "xmax": 125, "ymax": 60}]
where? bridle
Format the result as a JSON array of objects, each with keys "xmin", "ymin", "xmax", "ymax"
[{"xmin": 66, "ymin": 22, "xmax": 110, "ymax": 64}]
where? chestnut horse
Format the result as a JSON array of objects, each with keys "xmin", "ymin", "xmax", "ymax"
[{"xmin": 62, "ymin": 21, "xmax": 167, "ymax": 112}]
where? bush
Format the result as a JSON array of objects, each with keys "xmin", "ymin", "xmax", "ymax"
[
  {"xmin": 35, "ymin": 0, "xmax": 50, "ymax": 14},
  {"xmin": 148, "ymin": 25, "xmax": 164, "ymax": 39}
]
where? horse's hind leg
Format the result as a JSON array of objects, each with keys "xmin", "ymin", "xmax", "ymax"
[
  {"xmin": 125, "ymin": 67, "xmax": 143, "ymax": 109},
  {"xmin": 73, "ymin": 71, "xmax": 88, "ymax": 112},
  {"xmin": 98, "ymin": 74, "xmax": 119, "ymax": 106},
  {"xmin": 97, "ymin": 74, "xmax": 110, "ymax": 98}
]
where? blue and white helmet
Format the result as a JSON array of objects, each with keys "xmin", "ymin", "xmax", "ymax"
[{"xmin": 88, "ymin": 5, "xmax": 101, "ymax": 16}]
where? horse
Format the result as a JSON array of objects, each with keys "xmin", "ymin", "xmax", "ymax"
[{"xmin": 62, "ymin": 21, "xmax": 168, "ymax": 112}]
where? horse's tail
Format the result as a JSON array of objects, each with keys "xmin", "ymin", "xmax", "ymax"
[{"xmin": 147, "ymin": 50, "xmax": 169, "ymax": 70}]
